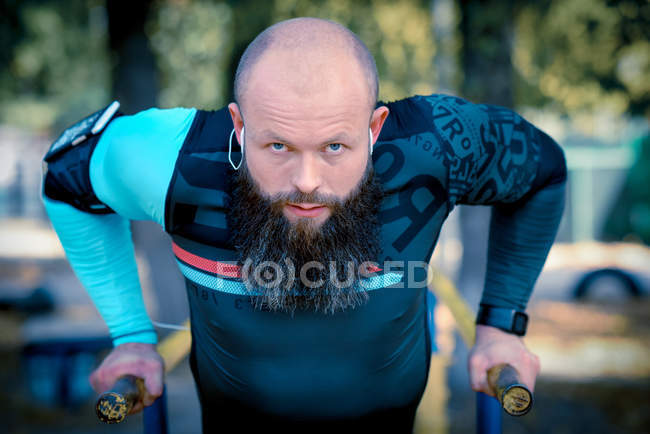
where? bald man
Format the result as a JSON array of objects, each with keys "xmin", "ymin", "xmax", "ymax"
[{"xmin": 43, "ymin": 18, "xmax": 565, "ymax": 433}]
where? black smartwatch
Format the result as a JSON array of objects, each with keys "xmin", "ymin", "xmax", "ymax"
[{"xmin": 476, "ymin": 305, "xmax": 528, "ymax": 336}]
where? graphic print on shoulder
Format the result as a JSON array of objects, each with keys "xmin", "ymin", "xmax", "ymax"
[{"xmin": 423, "ymin": 95, "xmax": 540, "ymax": 205}]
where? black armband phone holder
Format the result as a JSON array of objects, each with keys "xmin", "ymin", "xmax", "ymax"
[{"xmin": 43, "ymin": 101, "xmax": 121, "ymax": 214}]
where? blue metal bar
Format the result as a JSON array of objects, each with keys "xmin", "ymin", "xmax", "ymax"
[
  {"xmin": 426, "ymin": 289, "xmax": 438, "ymax": 353},
  {"xmin": 144, "ymin": 385, "xmax": 168, "ymax": 434},
  {"xmin": 477, "ymin": 392, "xmax": 501, "ymax": 434}
]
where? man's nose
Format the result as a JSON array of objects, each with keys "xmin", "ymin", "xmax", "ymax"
[{"xmin": 291, "ymin": 154, "xmax": 322, "ymax": 194}]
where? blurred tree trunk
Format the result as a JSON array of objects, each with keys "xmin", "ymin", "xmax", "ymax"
[
  {"xmin": 459, "ymin": 0, "xmax": 514, "ymax": 105},
  {"xmin": 457, "ymin": 0, "xmax": 514, "ymax": 300},
  {"xmin": 224, "ymin": 0, "xmax": 275, "ymax": 102},
  {"xmin": 107, "ymin": 0, "xmax": 158, "ymax": 113},
  {"xmin": 106, "ymin": 0, "xmax": 188, "ymax": 328}
]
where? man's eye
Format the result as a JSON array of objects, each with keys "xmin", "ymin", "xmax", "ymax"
[
  {"xmin": 326, "ymin": 143, "xmax": 343, "ymax": 152},
  {"xmin": 271, "ymin": 143, "xmax": 286, "ymax": 151}
]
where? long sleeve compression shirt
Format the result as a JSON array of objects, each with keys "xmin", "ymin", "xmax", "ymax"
[{"xmin": 44, "ymin": 94, "xmax": 565, "ymax": 348}]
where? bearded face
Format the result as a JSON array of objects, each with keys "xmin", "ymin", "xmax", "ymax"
[{"xmin": 227, "ymin": 161, "xmax": 383, "ymax": 314}]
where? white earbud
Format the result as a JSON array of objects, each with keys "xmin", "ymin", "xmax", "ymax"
[
  {"xmin": 228, "ymin": 126, "xmax": 244, "ymax": 170},
  {"xmin": 369, "ymin": 128, "xmax": 374, "ymax": 155}
]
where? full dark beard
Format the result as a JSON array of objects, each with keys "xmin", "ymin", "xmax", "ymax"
[{"xmin": 227, "ymin": 161, "xmax": 383, "ymax": 314}]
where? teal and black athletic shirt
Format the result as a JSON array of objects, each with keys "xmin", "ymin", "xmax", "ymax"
[{"xmin": 43, "ymin": 94, "xmax": 566, "ymax": 430}]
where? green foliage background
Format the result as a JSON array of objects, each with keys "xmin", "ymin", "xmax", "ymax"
[
  {"xmin": 0, "ymin": 0, "xmax": 647, "ymax": 129},
  {"xmin": 144, "ymin": 0, "xmax": 437, "ymax": 109},
  {"xmin": 513, "ymin": 0, "xmax": 650, "ymax": 118},
  {"xmin": 0, "ymin": 0, "xmax": 110, "ymax": 131}
]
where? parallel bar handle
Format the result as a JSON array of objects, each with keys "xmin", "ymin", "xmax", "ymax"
[
  {"xmin": 95, "ymin": 375, "xmax": 144, "ymax": 424},
  {"xmin": 487, "ymin": 364, "xmax": 533, "ymax": 416}
]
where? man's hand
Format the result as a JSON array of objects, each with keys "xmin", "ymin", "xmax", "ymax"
[
  {"xmin": 468, "ymin": 325, "xmax": 540, "ymax": 396},
  {"xmin": 90, "ymin": 342, "xmax": 164, "ymax": 414}
]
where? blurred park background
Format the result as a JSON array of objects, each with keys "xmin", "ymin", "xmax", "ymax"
[{"xmin": 0, "ymin": 0, "xmax": 648, "ymax": 433}]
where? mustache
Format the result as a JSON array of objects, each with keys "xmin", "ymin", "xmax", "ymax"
[
  {"xmin": 243, "ymin": 154, "xmax": 372, "ymax": 212},
  {"xmin": 267, "ymin": 190, "xmax": 343, "ymax": 214}
]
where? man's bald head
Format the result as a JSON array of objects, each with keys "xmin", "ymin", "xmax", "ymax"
[
  {"xmin": 226, "ymin": 17, "xmax": 391, "ymax": 222},
  {"xmin": 234, "ymin": 18, "xmax": 379, "ymax": 112}
]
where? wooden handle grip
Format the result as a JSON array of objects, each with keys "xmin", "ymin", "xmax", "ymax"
[
  {"xmin": 487, "ymin": 364, "xmax": 533, "ymax": 416},
  {"xmin": 93, "ymin": 321, "xmax": 191, "ymax": 424},
  {"xmin": 95, "ymin": 375, "xmax": 144, "ymax": 424}
]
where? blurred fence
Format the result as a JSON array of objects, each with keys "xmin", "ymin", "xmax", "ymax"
[
  {"xmin": 564, "ymin": 144, "xmax": 638, "ymax": 242},
  {"xmin": 0, "ymin": 126, "xmax": 49, "ymax": 221}
]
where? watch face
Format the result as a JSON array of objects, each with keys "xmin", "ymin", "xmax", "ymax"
[
  {"xmin": 477, "ymin": 306, "xmax": 528, "ymax": 336},
  {"xmin": 513, "ymin": 312, "xmax": 528, "ymax": 335}
]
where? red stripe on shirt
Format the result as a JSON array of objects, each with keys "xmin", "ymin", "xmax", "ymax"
[
  {"xmin": 172, "ymin": 242, "xmax": 241, "ymax": 278},
  {"xmin": 172, "ymin": 242, "xmax": 382, "ymax": 278}
]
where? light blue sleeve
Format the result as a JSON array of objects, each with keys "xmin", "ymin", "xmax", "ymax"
[
  {"xmin": 91, "ymin": 107, "xmax": 197, "ymax": 224},
  {"xmin": 43, "ymin": 107, "xmax": 197, "ymax": 346}
]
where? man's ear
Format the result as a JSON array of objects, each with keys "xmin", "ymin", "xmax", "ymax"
[
  {"xmin": 228, "ymin": 102, "xmax": 244, "ymax": 144},
  {"xmin": 369, "ymin": 105, "xmax": 389, "ymax": 145}
]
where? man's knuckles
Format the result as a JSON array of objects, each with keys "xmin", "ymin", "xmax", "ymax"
[
  {"xmin": 142, "ymin": 393, "xmax": 157, "ymax": 406},
  {"xmin": 532, "ymin": 353, "xmax": 541, "ymax": 373},
  {"xmin": 513, "ymin": 349, "xmax": 540, "ymax": 372},
  {"xmin": 130, "ymin": 403, "xmax": 144, "ymax": 414},
  {"xmin": 468, "ymin": 352, "xmax": 487, "ymax": 370},
  {"xmin": 90, "ymin": 359, "xmax": 162, "ymax": 392},
  {"xmin": 468, "ymin": 357, "xmax": 489, "ymax": 390},
  {"xmin": 88, "ymin": 371, "xmax": 105, "ymax": 392},
  {"xmin": 143, "ymin": 377, "xmax": 164, "ymax": 398}
]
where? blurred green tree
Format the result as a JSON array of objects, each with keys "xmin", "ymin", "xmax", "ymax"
[
  {"xmin": 513, "ymin": 0, "xmax": 650, "ymax": 118},
  {"xmin": 0, "ymin": 0, "xmax": 111, "ymax": 132},
  {"xmin": 269, "ymin": 0, "xmax": 437, "ymax": 102},
  {"xmin": 146, "ymin": 0, "xmax": 234, "ymax": 109},
  {"xmin": 146, "ymin": 0, "xmax": 438, "ymax": 108},
  {"xmin": 1, "ymin": 0, "xmax": 647, "ymax": 137}
]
